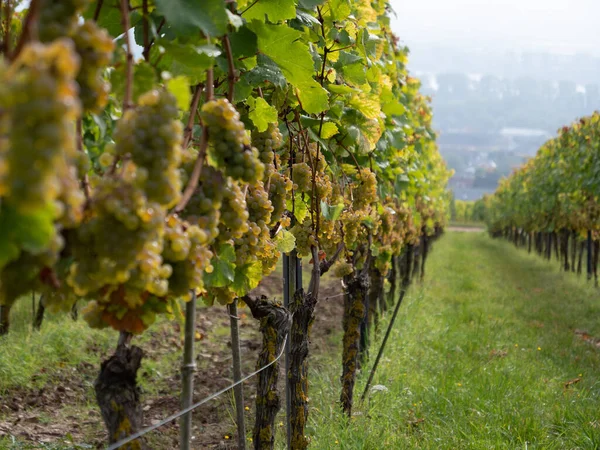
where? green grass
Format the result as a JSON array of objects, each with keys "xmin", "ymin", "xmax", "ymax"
[{"xmin": 305, "ymin": 232, "xmax": 600, "ymax": 449}]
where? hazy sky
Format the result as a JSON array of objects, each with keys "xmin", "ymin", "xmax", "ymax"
[{"xmin": 389, "ymin": 0, "xmax": 600, "ymax": 56}]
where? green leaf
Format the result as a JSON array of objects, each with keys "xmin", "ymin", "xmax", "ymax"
[
  {"xmin": 228, "ymin": 26, "xmax": 258, "ymax": 59},
  {"xmin": 320, "ymin": 201, "xmax": 345, "ymax": 221},
  {"xmin": 157, "ymin": 41, "xmax": 219, "ymax": 85},
  {"xmin": 204, "ymin": 244, "xmax": 236, "ymax": 287},
  {"xmin": 110, "ymin": 61, "xmax": 157, "ymax": 104},
  {"xmin": 248, "ymin": 97, "xmax": 278, "ymax": 132},
  {"xmin": 242, "ymin": 54, "xmax": 287, "ymax": 88},
  {"xmin": 248, "ymin": 21, "xmax": 328, "ymax": 114},
  {"xmin": 232, "ymin": 261, "xmax": 263, "ymax": 296},
  {"xmin": 286, "ymin": 193, "xmax": 309, "ymax": 223},
  {"xmin": 275, "ymin": 229, "xmax": 296, "ymax": 253},
  {"xmin": 166, "ymin": 76, "xmax": 191, "ymax": 110},
  {"xmin": 243, "ymin": 0, "xmax": 297, "ymax": 23},
  {"xmin": 155, "ymin": 0, "xmax": 228, "ymax": 37},
  {"xmin": 318, "ymin": 122, "xmax": 339, "ymax": 139}
]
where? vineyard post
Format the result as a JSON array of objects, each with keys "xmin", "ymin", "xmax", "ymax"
[
  {"xmin": 282, "ymin": 253, "xmax": 293, "ymax": 449},
  {"xmin": 180, "ymin": 291, "xmax": 197, "ymax": 450},
  {"xmin": 229, "ymin": 300, "xmax": 247, "ymax": 450},
  {"xmin": 587, "ymin": 231, "xmax": 593, "ymax": 281}
]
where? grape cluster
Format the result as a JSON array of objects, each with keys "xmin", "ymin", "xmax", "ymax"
[
  {"xmin": 265, "ymin": 168, "xmax": 293, "ymax": 225},
  {"xmin": 332, "ymin": 260, "xmax": 353, "ymax": 278},
  {"xmin": 1, "ymin": 40, "xmax": 81, "ymax": 213},
  {"xmin": 67, "ymin": 176, "xmax": 165, "ymax": 297},
  {"xmin": 38, "ymin": 0, "xmax": 90, "ymax": 43},
  {"xmin": 182, "ymin": 166, "xmax": 225, "ymax": 243},
  {"xmin": 291, "ymin": 162, "xmax": 312, "ymax": 193},
  {"xmin": 252, "ymin": 122, "xmax": 284, "ymax": 165},
  {"xmin": 72, "ymin": 21, "xmax": 114, "ymax": 112},
  {"xmin": 201, "ymin": 99, "xmax": 264, "ymax": 183},
  {"xmin": 352, "ymin": 168, "xmax": 377, "ymax": 210},
  {"xmin": 114, "ymin": 90, "xmax": 183, "ymax": 208},
  {"xmin": 217, "ymin": 179, "xmax": 249, "ymax": 241},
  {"xmin": 162, "ymin": 215, "xmax": 213, "ymax": 297},
  {"xmin": 290, "ymin": 218, "xmax": 317, "ymax": 257},
  {"xmin": 341, "ymin": 211, "xmax": 364, "ymax": 251}
]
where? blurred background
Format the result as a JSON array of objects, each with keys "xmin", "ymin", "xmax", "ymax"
[{"xmin": 390, "ymin": 0, "xmax": 600, "ymax": 200}]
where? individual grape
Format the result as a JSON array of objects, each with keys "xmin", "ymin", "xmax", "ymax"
[
  {"xmin": 291, "ymin": 162, "xmax": 312, "ymax": 193},
  {"xmin": 1, "ymin": 40, "xmax": 80, "ymax": 213},
  {"xmin": 252, "ymin": 123, "xmax": 284, "ymax": 165},
  {"xmin": 201, "ymin": 99, "xmax": 264, "ymax": 183},
  {"xmin": 114, "ymin": 90, "xmax": 183, "ymax": 208},
  {"xmin": 72, "ymin": 21, "xmax": 114, "ymax": 112},
  {"xmin": 38, "ymin": 0, "xmax": 90, "ymax": 43}
]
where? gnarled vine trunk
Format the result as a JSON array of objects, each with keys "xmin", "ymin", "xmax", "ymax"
[
  {"xmin": 0, "ymin": 304, "xmax": 10, "ymax": 336},
  {"xmin": 245, "ymin": 296, "xmax": 291, "ymax": 450},
  {"xmin": 95, "ymin": 337, "xmax": 145, "ymax": 449},
  {"xmin": 340, "ymin": 268, "xmax": 369, "ymax": 417}
]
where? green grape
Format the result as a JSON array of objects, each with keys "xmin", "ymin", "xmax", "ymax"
[
  {"xmin": 201, "ymin": 99, "xmax": 264, "ymax": 183},
  {"xmin": 252, "ymin": 122, "xmax": 283, "ymax": 165},
  {"xmin": 1, "ymin": 40, "xmax": 81, "ymax": 213},
  {"xmin": 218, "ymin": 178, "xmax": 249, "ymax": 241},
  {"xmin": 72, "ymin": 20, "xmax": 114, "ymax": 112},
  {"xmin": 292, "ymin": 162, "xmax": 312, "ymax": 193},
  {"xmin": 38, "ymin": 0, "xmax": 90, "ymax": 43},
  {"xmin": 114, "ymin": 90, "xmax": 183, "ymax": 208}
]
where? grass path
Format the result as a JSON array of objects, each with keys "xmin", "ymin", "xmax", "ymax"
[{"xmin": 307, "ymin": 232, "xmax": 600, "ymax": 449}]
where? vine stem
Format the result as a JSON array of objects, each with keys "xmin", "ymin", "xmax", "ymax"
[
  {"xmin": 223, "ymin": 35, "xmax": 236, "ymax": 102},
  {"xmin": 175, "ymin": 67, "xmax": 214, "ymax": 212},
  {"xmin": 76, "ymin": 119, "xmax": 91, "ymax": 203},
  {"xmin": 141, "ymin": 0, "xmax": 150, "ymax": 61},
  {"xmin": 9, "ymin": 0, "xmax": 39, "ymax": 61},
  {"xmin": 120, "ymin": 0, "xmax": 133, "ymax": 111},
  {"xmin": 182, "ymin": 84, "xmax": 204, "ymax": 149},
  {"xmin": 93, "ymin": 0, "xmax": 104, "ymax": 21}
]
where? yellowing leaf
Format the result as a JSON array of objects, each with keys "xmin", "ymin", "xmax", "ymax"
[
  {"xmin": 319, "ymin": 122, "xmax": 339, "ymax": 139},
  {"xmin": 248, "ymin": 97, "xmax": 278, "ymax": 132},
  {"xmin": 242, "ymin": 0, "xmax": 296, "ymax": 22},
  {"xmin": 166, "ymin": 76, "xmax": 191, "ymax": 110}
]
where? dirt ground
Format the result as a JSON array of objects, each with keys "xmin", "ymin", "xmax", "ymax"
[{"xmin": 0, "ymin": 267, "xmax": 345, "ymax": 449}]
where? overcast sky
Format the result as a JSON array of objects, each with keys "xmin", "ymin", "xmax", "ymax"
[{"xmin": 389, "ymin": 0, "xmax": 600, "ymax": 56}]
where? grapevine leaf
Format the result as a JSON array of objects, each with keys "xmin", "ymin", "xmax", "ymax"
[
  {"xmin": 318, "ymin": 122, "xmax": 339, "ymax": 139},
  {"xmin": 228, "ymin": 27, "xmax": 258, "ymax": 59},
  {"xmin": 248, "ymin": 97, "xmax": 278, "ymax": 132},
  {"xmin": 232, "ymin": 261, "xmax": 263, "ymax": 296},
  {"xmin": 204, "ymin": 244, "xmax": 236, "ymax": 287},
  {"xmin": 242, "ymin": 0, "xmax": 297, "ymax": 22},
  {"xmin": 110, "ymin": 61, "xmax": 157, "ymax": 104},
  {"xmin": 166, "ymin": 76, "xmax": 191, "ymax": 110},
  {"xmin": 286, "ymin": 193, "xmax": 309, "ymax": 223},
  {"xmin": 275, "ymin": 229, "xmax": 296, "ymax": 253},
  {"xmin": 242, "ymin": 54, "xmax": 286, "ymax": 88},
  {"xmin": 155, "ymin": 0, "xmax": 228, "ymax": 37},
  {"xmin": 248, "ymin": 21, "xmax": 328, "ymax": 113},
  {"xmin": 320, "ymin": 201, "xmax": 345, "ymax": 221},
  {"xmin": 156, "ymin": 40, "xmax": 219, "ymax": 85}
]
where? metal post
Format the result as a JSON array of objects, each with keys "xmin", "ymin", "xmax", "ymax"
[
  {"xmin": 229, "ymin": 300, "xmax": 246, "ymax": 450},
  {"xmin": 588, "ymin": 230, "xmax": 593, "ymax": 281},
  {"xmin": 283, "ymin": 251, "xmax": 297, "ymax": 449},
  {"xmin": 180, "ymin": 291, "xmax": 197, "ymax": 450}
]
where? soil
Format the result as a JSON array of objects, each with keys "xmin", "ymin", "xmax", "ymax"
[{"xmin": 0, "ymin": 267, "xmax": 345, "ymax": 449}]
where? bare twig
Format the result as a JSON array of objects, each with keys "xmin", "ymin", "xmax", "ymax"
[
  {"xmin": 76, "ymin": 119, "xmax": 91, "ymax": 203},
  {"xmin": 141, "ymin": 0, "xmax": 150, "ymax": 61},
  {"xmin": 223, "ymin": 35, "xmax": 236, "ymax": 102},
  {"xmin": 120, "ymin": 0, "xmax": 133, "ymax": 111},
  {"xmin": 93, "ymin": 0, "xmax": 104, "ymax": 21},
  {"xmin": 183, "ymin": 84, "xmax": 204, "ymax": 149},
  {"xmin": 9, "ymin": 0, "xmax": 39, "ymax": 61},
  {"xmin": 175, "ymin": 68, "xmax": 214, "ymax": 213}
]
